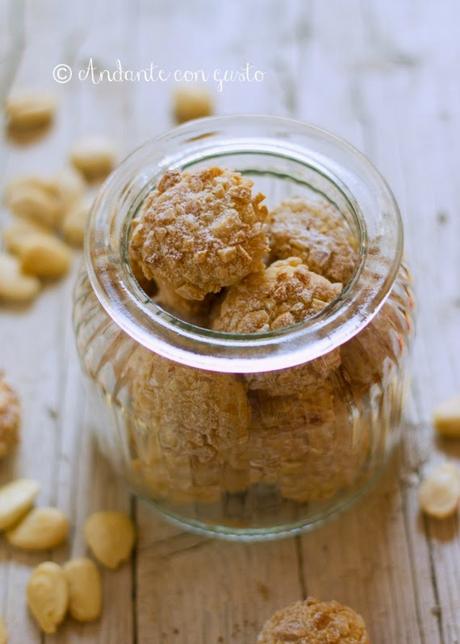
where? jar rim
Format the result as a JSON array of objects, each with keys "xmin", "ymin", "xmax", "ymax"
[{"xmin": 85, "ymin": 114, "xmax": 403, "ymax": 373}]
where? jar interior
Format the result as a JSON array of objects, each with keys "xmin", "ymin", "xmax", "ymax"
[{"xmin": 123, "ymin": 150, "xmax": 365, "ymax": 330}]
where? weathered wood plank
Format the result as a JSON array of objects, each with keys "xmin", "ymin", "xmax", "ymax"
[
  {"xmin": 1, "ymin": 0, "xmax": 460, "ymax": 642},
  {"xmin": 50, "ymin": 1, "xmax": 137, "ymax": 642},
  {"xmin": 359, "ymin": 2, "xmax": 460, "ymax": 642},
  {"xmin": 295, "ymin": 1, "xmax": 442, "ymax": 642},
  {"xmin": 132, "ymin": 2, "xmax": 305, "ymax": 642},
  {"xmin": 1, "ymin": 1, "xmax": 78, "ymax": 640}
]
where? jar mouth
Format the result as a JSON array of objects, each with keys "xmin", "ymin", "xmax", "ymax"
[{"xmin": 85, "ymin": 115, "xmax": 403, "ymax": 373}]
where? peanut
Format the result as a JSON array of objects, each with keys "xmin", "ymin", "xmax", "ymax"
[
  {"xmin": 0, "ymin": 479, "xmax": 39, "ymax": 530},
  {"xmin": 0, "ymin": 253, "xmax": 41, "ymax": 303},
  {"xmin": 27, "ymin": 562, "xmax": 68, "ymax": 634},
  {"xmin": 2, "ymin": 220, "xmax": 48, "ymax": 255},
  {"xmin": 64, "ymin": 558, "xmax": 102, "ymax": 622},
  {"xmin": 84, "ymin": 511, "xmax": 135, "ymax": 569},
  {"xmin": 62, "ymin": 197, "xmax": 92, "ymax": 247},
  {"xmin": 434, "ymin": 394, "xmax": 460, "ymax": 438},
  {"xmin": 0, "ymin": 616, "xmax": 7, "ymax": 644},
  {"xmin": 173, "ymin": 85, "xmax": 214, "ymax": 124},
  {"xmin": 6, "ymin": 507, "xmax": 69, "ymax": 550},
  {"xmin": 5, "ymin": 176, "xmax": 65, "ymax": 228},
  {"xmin": 54, "ymin": 168, "xmax": 86, "ymax": 212},
  {"xmin": 18, "ymin": 233, "xmax": 72, "ymax": 279},
  {"xmin": 70, "ymin": 137, "xmax": 117, "ymax": 180},
  {"xmin": 419, "ymin": 462, "xmax": 460, "ymax": 519},
  {"xmin": 5, "ymin": 92, "xmax": 56, "ymax": 131}
]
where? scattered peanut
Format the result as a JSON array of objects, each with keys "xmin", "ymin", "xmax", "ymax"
[
  {"xmin": 5, "ymin": 176, "xmax": 65, "ymax": 229},
  {"xmin": 84, "ymin": 511, "xmax": 135, "ymax": 569},
  {"xmin": 2, "ymin": 219, "xmax": 48, "ymax": 255},
  {"xmin": 0, "ymin": 253, "xmax": 41, "ymax": 303},
  {"xmin": 0, "ymin": 616, "xmax": 7, "ymax": 644},
  {"xmin": 173, "ymin": 85, "xmax": 214, "ymax": 123},
  {"xmin": 70, "ymin": 137, "xmax": 117, "ymax": 180},
  {"xmin": 27, "ymin": 562, "xmax": 68, "ymax": 634},
  {"xmin": 62, "ymin": 197, "xmax": 92, "ymax": 247},
  {"xmin": 0, "ymin": 479, "xmax": 39, "ymax": 530},
  {"xmin": 419, "ymin": 462, "xmax": 460, "ymax": 519},
  {"xmin": 54, "ymin": 168, "xmax": 86, "ymax": 211},
  {"xmin": 18, "ymin": 232, "xmax": 72, "ymax": 279},
  {"xmin": 434, "ymin": 394, "xmax": 460, "ymax": 438},
  {"xmin": 6, "ymin": 507, "xmax": 69, "ymax": 550},
  {"xmin": 64, "ymin": 558, "xmax": 102, "ymax": 622},
  {"xmin": 5, "ymin": 92, "xmax": 56, "ymax": 131}
]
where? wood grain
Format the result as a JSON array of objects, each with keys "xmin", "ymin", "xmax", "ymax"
[{"xmin": 1, "ymin": 0, "xmax": 459, "ymax": 642}]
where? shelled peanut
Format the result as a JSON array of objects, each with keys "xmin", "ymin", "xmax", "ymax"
[
  {"xmin": 2, "ymin": 89, "xmax": 114, "ymax": 304},
  {"xmin": 6, "ymin": 507, "xmax": 69, "ymax": 550},
  {"xmin": 0, "ymin": 479, "xmax": 39, "ymax": 530},
  {"xmin": 172, "ymin": 85, "xmax": 214, "ymax": 123},
  {"xmin": 70, "ymin": 137, "xmax": 117, "ymax": 181},
  {"xmin": 419, "ymin": 462, "xmax": 460, "ymax": 519},
  {"xmin": 64, "ymin": 558, "xmax": 103, "ymax": 622},
  {"xmin": 27, "ymin": 562, "xmax": 69, "ymax": 634},
  {"xmin": 0, "ymin": 253, "xmax": 41, "ymax": 303},
  {"xmin": 0, "ymin": 478, "xmax": 132, "ymax": 635},
  {"xmin": 23, "ymin": 510, "xmax": 133, "ymax": 634},
  {"xmin": 1, "ymin": 169, "xmax": 92, "ymax": 304},
  {"xmin": 84, "ymin": 511, "xmax": 136, "ymax": 569},
  {"xmin": 5, "ymin": 92, "xmax": 56, "ymax": 133}
]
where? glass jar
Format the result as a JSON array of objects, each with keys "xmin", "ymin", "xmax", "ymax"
[{"xmin": 73, "ymin": 115, "xmax": 415, "ymax": 540}]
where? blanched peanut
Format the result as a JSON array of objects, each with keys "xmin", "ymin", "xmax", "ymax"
[
  {"xmin": 27, "ymin": 562, "xmax": 68, "ymax": 634},
  {"xmin": 19, "ymin": 233, "xmax": 72, "ymax": 279},
  {"xmin": 84, "ymin": 511, "xmax": 135, "ymax": 569},
  {"xmin": 64, "ymin": 558, "xmax": 102, "ymax": 622},
  {"xmin": 0, "ymin": 616, "xmax": 7, "ymax": 644},
  {"xmin": 0, "ymin": 253, "xmax": 41, "ymax": 303},
  {"xmin": 2, "ymin": 220, "xmax": 48, "ymax": 255},
  {"xmin": 5, "ymin": 176, "xmax": 65, "ymax": 228},
  {"xmin": 0, "ymin": 479, "xmax": 40, "ymax": 530},
  {"xmin": 5, "ymin": 92, "xmax": 56, "ymax": 131},
  {"xmin": 434, "ymin": 394, "xmax": 460, "ymax": 438},
  {"xmin": 62, "ymin": 197, "xmax": 92, "ymax": 247},
  {"xmin": 6, "ymin": 507, "xmax": 69, "ymax": 550},
  {"xmin": 419, "ymin": 462, "xmax": 460, "ymax": 519},
  {"xmin": 70, "ymin": 137, "xmax": 117, "ymax": 180},
  {"xmin": 173, "ymin": 85, "xmax": 214, "ymax": 123},
  {"xmin": 54, "ymin": 168, "xmax": 86, "ymax": 211}
]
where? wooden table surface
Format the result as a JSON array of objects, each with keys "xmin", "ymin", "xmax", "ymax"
[{"xmin": 1, "ymin": 1, "xmax": 460, "ymax": 642}]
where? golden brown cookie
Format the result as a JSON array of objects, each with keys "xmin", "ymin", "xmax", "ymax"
[
  {"xmin": 154, "ymin": 278, "xmax": 212, "ymax": 325},
  {"xmin": 269, "ymin": 198, "xmax": 358, "ymax": 284},
  {"xmin": 130, "ymin": 167, "xmax": 268, "ymax": 301},
  {"xmin": 0, "ymin": 373, "xmax": 20, "ymax": 459},
  {"xmin": 212, "ymin": 257, "xmax": 342, "ymax": 396},
  {"xmin": 130, "ymin": 349, "xmax": 250, "ymax": 464},
  {"xmin": 244, "ymin": 352, "xmax": 341, "ymax": 398},
  {"xmin": 247, "ymin": 377, "xmax": 369, "ymax": 503},
  {"xmin": 257, "ymin": 596, "xmax": 369, "ymax": 644},
  {"xmin": 340, "ymin": 300, "xmax": 409, "ymax": 393}
]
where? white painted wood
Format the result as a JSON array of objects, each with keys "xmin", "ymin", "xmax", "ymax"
[{"xmin": 1, "ymin": 0, "xmax": 459, "ymax": 642}]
